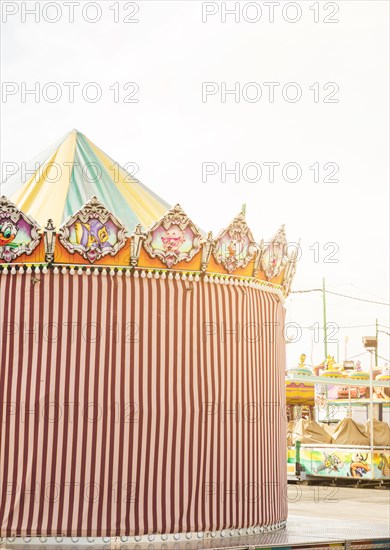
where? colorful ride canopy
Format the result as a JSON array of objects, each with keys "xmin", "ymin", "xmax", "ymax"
[{"xmin": 2, "ymin": 129, "xmax": 170, "ymax": 230}]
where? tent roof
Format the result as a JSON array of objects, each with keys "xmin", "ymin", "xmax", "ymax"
[{"xmin": 3, "ymin": 130, "xmax": 171, "ymax": 230}]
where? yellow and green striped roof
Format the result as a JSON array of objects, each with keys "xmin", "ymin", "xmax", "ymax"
[{"xmin": 3, "ymin": 130, "xmax": 171, "ymax": 230}]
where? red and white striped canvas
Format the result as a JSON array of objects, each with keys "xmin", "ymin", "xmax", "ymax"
[{"xmin": 0, "ymin": 272, "xmax": 287, "ymax": 537}]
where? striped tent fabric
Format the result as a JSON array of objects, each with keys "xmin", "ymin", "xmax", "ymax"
[
  {"xmin": 2, "ymin": 130, "xmax": 171, "ymax": 230},
  {"xmin": 0, "ymin": 272, "xmax": 287, "ymax": 537}
]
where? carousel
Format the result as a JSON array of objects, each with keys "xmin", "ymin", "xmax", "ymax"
[{"xmin": 0, "ymin": 130, "xmax": 298, "ymax": 543}]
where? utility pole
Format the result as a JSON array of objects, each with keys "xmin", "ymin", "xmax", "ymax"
[
  {"xmin": 322, "ymin": 277, "xmax": 328, "ymax": 361},
  {"xmin": 322, "ymin": 278, "xmax": 329, "ymax": 421},
  {"xmin": 375, "ymin": 318, "xmax": 378, "ymax": 367}
]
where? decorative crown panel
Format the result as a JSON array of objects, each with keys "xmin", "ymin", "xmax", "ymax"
[
  {"xmin": 282, "ymin": 242, "xmax": 299, "ymax": 295},
  {"xmin": 213, "ymin": 212, "xmax": 257, "ymax": 273},
  {"xmin": 1, "ymin": 194, "xmax": 298, "ymax": 296},
  {"xmin": 0, "ymin": 196, "xmax": 41, "ymax": 262},
  {"xmin": 58, "ymin": 196, "xmax": 127, "ymax": 263},
  {"xmin": 261, "ymin": 225, "xmax": 288, "ymax": 280},
  {"xmin": 143, "ymin": 204, "xmax": 202, "ymax": 268}
]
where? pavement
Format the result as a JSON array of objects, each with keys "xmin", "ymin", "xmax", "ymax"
[{"xmin": 288, "ymin": 485, "xmax": 390, "ymax": 525}]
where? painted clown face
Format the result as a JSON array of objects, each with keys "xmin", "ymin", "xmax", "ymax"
[
  {"xmin": 0, "ymin": 220, "xmax": 18, "ymax": 246},
  {"xmin": 161, "ymin": 227, "xmax": 185, "ymax": 253}
]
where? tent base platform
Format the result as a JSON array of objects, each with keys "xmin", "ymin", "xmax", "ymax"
[{"xmin": 1, "ymin": 516, "xmax": 389, "ymax": 550}]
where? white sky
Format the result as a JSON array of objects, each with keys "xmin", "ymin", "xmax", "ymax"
[{"xmin": 1, "ymin": 0, "xmax": 389, "ymax": 369}]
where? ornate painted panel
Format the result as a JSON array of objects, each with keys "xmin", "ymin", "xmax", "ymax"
[
  {"xmin": 261, "ymin": 225, "xmax": 288, "ymax": 279},
  {"xmin": 143, "ymin": 204, "xmax": 202, "ymax": 268},
  {"xmin": 282, "ymin": 242, "xmax": 299, "ymax": 294},
  {"xmin": 58, "ymin": 196, "xmax": 127, "ymax": 262},
  {"xmin": 0, "ymin": 196, "xmax": 41, "ymax": 262},
  {"xmin": 213, "ymin": 212, "xmax": 257, "ymax": 273},
  {"xmin": 295, "ymin": 447, "xmax": 390, "ymax": 480}
]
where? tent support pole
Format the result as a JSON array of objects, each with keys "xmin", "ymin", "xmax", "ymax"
[{"xmin": 369, "ymin": 356, "xmax": 374, "ymax": 479}]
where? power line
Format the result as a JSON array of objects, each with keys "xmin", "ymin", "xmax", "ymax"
[
  {"xmin": 336, "ymin": 326, "xmax": 372, "ymax": 330},
  {"xmin": 327, "ymin": 290, "xmax": 390, "ymax": 306},
  {"xmin": 291, "ymin": 288, "xmax": 389, "ymax": 306},
  {"xmin": 367, "ymin": 349, "xmax": 390, "ymax": 363},
  {"xmin": 343, "ymin": 351, "xmax": 370, "ymax": 361},
  {"xmin": 336, "ymin": 324, "xmax": 379, "ymax": 329},
  {"xmin": 294, "ymin": 324, "xmax": 383, "ymax": 329},
  {"xmin": 291, "ymin": 288, "xmax": 322, "ymax": 293},
  {"xmin": 325, "ymin": 324, "xmax": 389, "ymax": 329},
  {"xmin": 342, "ymin": 283, "xmax": 389, "ymax": 303}
]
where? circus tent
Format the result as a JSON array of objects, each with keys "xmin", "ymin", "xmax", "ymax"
[{"xmin": 0, "ymin": 131, "xmax": 298, "ymax": 541}]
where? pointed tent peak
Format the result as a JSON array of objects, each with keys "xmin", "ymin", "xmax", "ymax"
[
  {"xmin": 61, "ymin": 128, "xmax": 97, "ymax": 147},
  {"xmin": 5, "ymin": 130, "xmax": 171, "ymax": 231},
  {"xmin": 69, "ymin": 128, "xmax": 89, "ymax": 141},
  {"xmin": 67, "ymin": 128, "xmax": 80, "ymax": 140}
]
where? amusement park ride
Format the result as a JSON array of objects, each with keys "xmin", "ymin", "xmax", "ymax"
[{"xmin": 286, "ymin": 354, "xmax": 390, "ymax": 483}]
